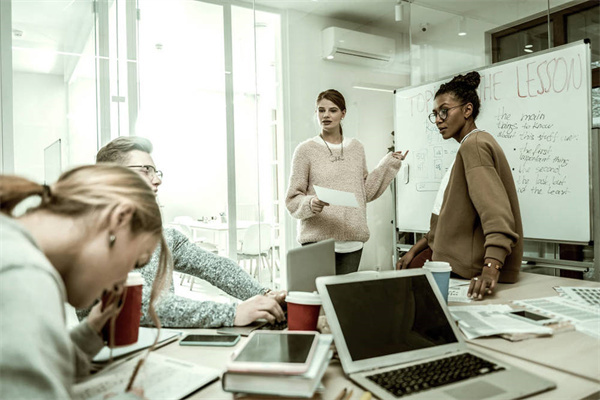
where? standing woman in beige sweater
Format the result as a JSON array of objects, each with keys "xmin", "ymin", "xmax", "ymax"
[{"xmin": 286, "ymin": 89, "xmax": 408, "ymax": 274}]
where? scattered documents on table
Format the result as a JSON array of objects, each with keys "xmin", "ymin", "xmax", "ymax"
[
  {"xmin": 512, "ymin": 296, "xmax": 600, "ymax": 339},
  {"xmin": 554, "ymin": 286, "xmax": 600, "ymax": 307},
  {"xmin": 222, "ymin": 334, "xmax": 334, "ymax": 398},
  {"xmin": 449, "ymin": 304, "xmax": 553, "ymax": 340},
  {"xmin": 74, "ymin": 353, "xmax": 220, "ymax": 400},
  {"xmin": 313, "ymin": 185, "xmax": 359, "ymax": 208},
  {"xmin": 448, "ymin": 279, "xmax": 471, "ymax": 303},
  {"xmin": 93, "ymin": 328, "xmax": 182, "ymax": 362}
]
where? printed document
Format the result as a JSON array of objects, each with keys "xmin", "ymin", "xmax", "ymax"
[
  {"xmin": 74, "ymin": 353, "xmax": 220, "ymax": 400},
  {"xmin": 449, "ymin": 305, "xmax": 552, "ymax": 340},
  {"xmin": 313, "ymin": 185, "xmax": 359, "ymax": 208}
]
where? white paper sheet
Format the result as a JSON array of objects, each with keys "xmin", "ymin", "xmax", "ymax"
[
  {"xmin": 512, "ymin": 296, "xmax": 600, "ymax": 323},
  {"xmin": 449, "ymin": 305, "xmax": 552, "ymax": 340},
  {"xmin": 448, "ymin": 285, "xmax": 472, "ymax": 303},
  {"xmin": 554, "ymin": 286, "xmax": 600, "ymax": 307},
  {"xmin": 313, "ymin": 185, "xmax": 359, "ymax": 208},
  {"xmin": 74, "ymin": 353, "xmax": 220, "ymax": 400}
]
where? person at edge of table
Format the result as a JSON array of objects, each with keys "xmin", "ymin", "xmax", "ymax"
[
  {"xmin": 397, "ymin": 71, "xmax": 523, "ymax": 300},
  {"xmin": 77, "ymin": 136, "xmax": 286, "ymax": 328},
  {"xmin": 0, "ymin": 164, "xmax": 172, "ymax": 398}
]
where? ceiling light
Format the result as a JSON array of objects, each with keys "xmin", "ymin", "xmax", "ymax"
[
  {"xmin": 524, "ymin": 48, "xmax": 533, "ymax": 53},
  {"xmin": 326, "ymin": 55, "xmax": 334, "ymax": 60},
  {"xmin": 525, "ymin": 44, "xmax": 533, "ymax": 48},
  {"xmin": 458, "ymin": 17, "xmax": 467, "ymax": 36}
]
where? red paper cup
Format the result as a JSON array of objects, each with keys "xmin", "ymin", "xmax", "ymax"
[
  {"xmin": 102, "ymin": 271, "xmax": 144, "ymax": 347},
  {"xmin": 286, "ymin": 291, "xmax": 322, "ymax": 331}
]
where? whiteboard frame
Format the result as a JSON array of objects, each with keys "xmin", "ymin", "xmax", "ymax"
[{"xmin": 393, "ymin": 40, "xmax": 593, "ymax": 244}]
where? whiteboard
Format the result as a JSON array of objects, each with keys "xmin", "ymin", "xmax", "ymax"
[
  {"xmin": 395, "ymin": 41, "xmax": 592, "ymax": 243},
  {"xmin": 44, "ymin": 139, "xmax": 62, "ymax": 184}
]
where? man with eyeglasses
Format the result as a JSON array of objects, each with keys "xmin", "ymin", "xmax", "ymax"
[{"xmin": 78, "ymin": 136, "xmax": 286, "ymax": 328}]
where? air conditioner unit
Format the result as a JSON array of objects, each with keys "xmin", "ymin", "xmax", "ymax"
[{"xmin": 322, "ymin": 27, "xmax": 395, "ymax": 68}]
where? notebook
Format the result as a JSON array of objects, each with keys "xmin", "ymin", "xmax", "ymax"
[
  {"xmin": 316, "ymin": 269, "xmax": 556, "ymax": 400},
  {"xmin": 286, "ymin": 239, "xmax": 335, "ymax": 292}
]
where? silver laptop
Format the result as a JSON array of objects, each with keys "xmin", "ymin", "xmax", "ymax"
[
  {"xmin": 286, "ymin": 240, "xmax": 335, "ymax": 292},
  {"xmin": 316, "ymin": 269, "xmax": 556, "ymax": 400}
]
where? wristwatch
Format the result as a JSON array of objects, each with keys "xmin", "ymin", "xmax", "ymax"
[{"xmin": 483, "ymin": 262, "xmax": 502, "ymax": 271}]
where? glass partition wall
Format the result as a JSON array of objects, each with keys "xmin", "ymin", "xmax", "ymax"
[{"xmin": 2, "ymin": 0, "xmax": 595, "ymax": 288}]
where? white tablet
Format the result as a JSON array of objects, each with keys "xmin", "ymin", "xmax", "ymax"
[{"xmin": 227, "ymin": 331, "xmax": 319, "ymax": 375}]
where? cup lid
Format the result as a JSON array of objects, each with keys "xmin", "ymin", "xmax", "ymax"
[
  {"xmin": 423, "ymin": 261, "xmax": 452, "ymax": 273},
  {"xmin": 286, "ymin": 291, "xmax": 322, "ymax": 305},
  {"xmin": 125, "ymin": 271, "xmax": 144, "ymax": 286}
]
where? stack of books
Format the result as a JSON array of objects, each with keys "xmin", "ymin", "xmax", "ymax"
[{"xmin": 222, "ymin": 334, "xmax": 334, "ymax": 398}]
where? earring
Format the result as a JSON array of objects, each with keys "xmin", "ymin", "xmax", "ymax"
[{"xmin": 109, "ymin": 234, "xmax": 116, "ymax": 248}]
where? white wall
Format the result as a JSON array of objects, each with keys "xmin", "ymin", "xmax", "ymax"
[
  {"xmin": 282, "ymin": 11, "xmax": 411, "ymax": 270},
  {"xmin": 13, "ymin": 72, "xmax": 66, "ymax": 182}
]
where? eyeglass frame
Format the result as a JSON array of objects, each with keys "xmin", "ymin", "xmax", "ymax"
[
  {"xmin": 428, "ymin": 103, "xmax": 467, "ymax": 124},
  {"xmin": 127, "ymin": 165, "xmax": 163, "ymax": 179}
]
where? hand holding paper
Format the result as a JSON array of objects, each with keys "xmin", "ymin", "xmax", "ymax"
[{"xmin": 313, "ymin": 185, "xmax": 359, "ymax": 208}]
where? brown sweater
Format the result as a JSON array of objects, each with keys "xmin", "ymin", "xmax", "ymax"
[
  {"xmin": 285, "ymin": 137, "xmax": 402, "ymax": 244},
  {"xmin": 430, "ymin": 131, "xmax": 523, "ymax": 283}
]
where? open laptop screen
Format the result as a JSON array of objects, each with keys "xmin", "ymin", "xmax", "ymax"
[{"xmin": 325, "ymin": 274, "xmax": 458, "ymax": 361}]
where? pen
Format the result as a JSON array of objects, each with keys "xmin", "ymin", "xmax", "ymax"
[
  {"xmin": 125, "ymin": 358, "xmax": 145, "ymax": 391},
  {"xmin": 344, "ymin": 388, "xmax": 354, "ymax": 400},
  {"xmin": 334, "ymin": 388, "xmax": 347, "ymax": 400},
  {"xmin": 359, "ymin": 392, "xmax": 372, "ymax": 400}
]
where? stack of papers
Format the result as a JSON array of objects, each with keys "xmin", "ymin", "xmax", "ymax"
[
  {"xmin": 449, "ymin": 305, "xmax": 553, "ymax": 340},
  {"xmin": 554, "ymin": 286, "xmax": 600, "ymax": 307},
  {"xmin": 448, "ymin": 279, "xmax": 471, "ymax": 303},
  {"xmin": 222, "ymin": 334, "xmax": 334, "ymax": 398},
  {"xmin": 512, "ymin": 296, "xmax": 600, "ymax": 339},
  {"xmin": 74, "ymin": 353, "xmax": 220, "ymax": 400}
]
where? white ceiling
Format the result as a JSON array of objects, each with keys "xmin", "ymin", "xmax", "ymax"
[{"xmin": 10, "ymin": 0, "xmax": 579, "ymax": 75}]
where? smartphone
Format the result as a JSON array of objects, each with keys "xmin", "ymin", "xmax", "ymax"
[
  {"xmin": 509, "ymin": 310, "xmax": 554, "ymax": 325},
  {"xmin": 179, "ymin": 334, "xmax": 240, "ymax": 347},
  {"xmin": 511, "ymin": 310, "xmax": 551, "ymax": 321}
]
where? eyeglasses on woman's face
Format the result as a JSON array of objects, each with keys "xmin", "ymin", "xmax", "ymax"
[
  {"xmin": 127, "ymin": 165, "xmax": 163, "ymax": 179},
  {"xmin": 428, "ymin": 103, "xmax": 467, "ymax": 124}
]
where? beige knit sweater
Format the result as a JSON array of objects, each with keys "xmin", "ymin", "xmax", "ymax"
[{"xmin": 286, "ymin": 137, "xmax": 402, "ymax": 244}]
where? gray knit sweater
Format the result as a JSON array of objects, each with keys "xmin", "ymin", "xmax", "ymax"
[
  {"xmin": 140, "ymin": 228, "xmax": 266, "ymax": 328},
  {"xmin": 286, "ymin": 137, "xmax": 402, "ymax": 244}
]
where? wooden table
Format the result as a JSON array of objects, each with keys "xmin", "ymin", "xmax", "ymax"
[
  {"xmin": 450, "ymin": 272, "xmax": 600, "ymax": 382},
  {"xmin": 153, "ymin": 271, "xmax": 600, "ymax": 399}
]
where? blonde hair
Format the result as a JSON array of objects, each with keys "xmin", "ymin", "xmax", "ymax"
[{"xmin": 0, "ymin": 164, "xmax": 172, "ymax": 329}]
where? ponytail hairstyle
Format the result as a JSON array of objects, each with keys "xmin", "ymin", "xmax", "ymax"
[
  {"xmin": 316, "ymin": 89, "xmax": 347, "ymax": 135},
  {"xmin": 435, "ymin": 71, "xmax": 481, "ymax": 121},
  {"xmin": 0, "ymin": 164, "xmax": 172, "ymax": 330}
]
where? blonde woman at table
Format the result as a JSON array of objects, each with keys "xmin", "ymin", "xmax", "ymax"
[
  {"xmin": 400, "ymin": 71, "xmax": 523, "ymax": 300},
  {"xmin": 286, "ymin": 89, "xmax": 408, "ymax": 274},
  {"xmin": 78, "ymin": 136, "xmax": 286, "ymax": 328},
  {"xmin": 0, "ymin": 164, "xmax": 171, "ymax": 399}
]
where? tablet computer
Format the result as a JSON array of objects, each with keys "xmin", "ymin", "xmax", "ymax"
[{"xmin": 227, "ymin": 331, "xmax": 319, "ymax": 375}]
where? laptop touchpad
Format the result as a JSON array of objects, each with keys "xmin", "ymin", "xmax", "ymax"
[{"xmin": 444, "ymin": 381, "xmax": 506, "ymax": 399}]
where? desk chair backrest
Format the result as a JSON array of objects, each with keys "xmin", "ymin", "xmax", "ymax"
[{"xmin": 240, "ymin": 224, "xmax": 272, "ymax": 255}]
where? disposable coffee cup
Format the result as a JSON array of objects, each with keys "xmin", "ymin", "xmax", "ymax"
[
  {"xmin": 423, "ymin": 261, "xmax": 452, "ymax": 303},
  {"xmin": 286, "ymin": 291, "xmax": 322, "ymax": 331},
  {"xmin": 102, "ymin": 271, "xmax": 144, "ymax": 347}
]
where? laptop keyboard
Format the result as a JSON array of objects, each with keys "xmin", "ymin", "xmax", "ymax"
[
  {"xmin": 366, "ymin": 352, "xmax": 505, "ymax": 398},
  {"xmin": 258, "ymin": 312, "xmax": 288, "ymax": 331}
]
